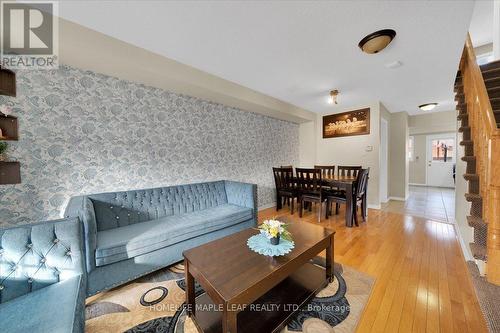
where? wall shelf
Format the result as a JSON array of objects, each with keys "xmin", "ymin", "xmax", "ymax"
[
  {"xmin": 0, "ymin": 161, "xmax": 21, "ymax": 184},
  {"xmin": 0, "ymin": 115, "xmax": 18, "ymax": 140},
  {"xmin": 0, "ymin": 66, "xmax": 16, "ymax": 97}
]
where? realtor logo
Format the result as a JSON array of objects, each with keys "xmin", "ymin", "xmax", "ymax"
[{"xmin": 1, "ymin": 1, "xmax": 59, "ymax": 69}]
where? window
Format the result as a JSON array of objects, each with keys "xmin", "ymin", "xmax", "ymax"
[
  {"xmin": 408, "ymin": 136, "xmax": 414, "ymax": 162},
  {"xmin": 431, "ymin": 138, "xmax": 454, "ymax": 162}
]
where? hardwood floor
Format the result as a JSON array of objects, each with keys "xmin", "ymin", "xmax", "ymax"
[{"xmin": 258, "ymin": 203, "xmax": 488, "ymax": 332}]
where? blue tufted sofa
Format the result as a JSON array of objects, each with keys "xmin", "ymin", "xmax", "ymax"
[
  {"xmin": 65, "ymin": 180, "xmax": 257, "ymax": 296},
  {"xmin": 0, "ymin": 218, "xmax": 86, "ymax": 333}
]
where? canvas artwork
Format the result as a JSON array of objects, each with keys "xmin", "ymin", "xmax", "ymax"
[{"xmin": 323, "ymin": 108, "xmax": 370, "ymax": 138}]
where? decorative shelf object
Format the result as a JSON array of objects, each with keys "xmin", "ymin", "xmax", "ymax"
[
  {"xmin": 0, "ymin": 66, "xmax": 16, "ymax": 97},
  {"xmin": 0, "ymin": 161, "xmax": 21, "ymax": 184},
  {"xmin": 0, "ymin": 115, "xmax": 18, "ymax": 140}
]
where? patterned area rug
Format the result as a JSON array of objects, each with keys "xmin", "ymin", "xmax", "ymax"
[{"xmin": 85, "ymin": 259, "xmax": 373, "ymax": 333}]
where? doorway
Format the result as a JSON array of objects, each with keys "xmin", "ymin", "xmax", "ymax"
[
  {"xmin": 426, "ymin": 133, "xmax": 456, "ymax": 188},
  {"xmin": 380, "ymin": 118, "xmax": 389, "ymax": 202}
]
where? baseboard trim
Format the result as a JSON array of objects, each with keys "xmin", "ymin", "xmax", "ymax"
[
  {"xmin": 453, "ymin": 224, "xmax": 473, "ymax": 261},
  {"xmin": 409, "ymin": 183, "xmax": 427, "ymax": 186},
  {"xmin": 368, "ymin": 204, "xmax": 381, "ymax": 210},
  {"xmin": 388, "ymin": 196, "xmax": 406, "ymax": 201},
  {"xmin": 258, "ymin": 203, "xmax": 276, "ymax": 211}
]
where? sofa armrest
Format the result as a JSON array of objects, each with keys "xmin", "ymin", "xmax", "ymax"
[
  {"xmin": 65, "ymin": 196, "xmax": 97, "ymax": 273},
  {"xmin": 224, "ymin": 180, "xmax": 257, "ymax": 224}
]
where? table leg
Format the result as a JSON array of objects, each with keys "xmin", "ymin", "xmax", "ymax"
[
  {"xmin": 223, "ymin": 305, "xmax": 237, "ymax": 333},
  {"xmin": 345, "ymin": 184, "xmax": 354, "ymax": 227},
  {"xmin": 325, "ymin": 235, "xmax": 334, "ymax": 283},
  {"xmin": 185, "ymin": 259, "xmax": 195, "ymax": 317}
]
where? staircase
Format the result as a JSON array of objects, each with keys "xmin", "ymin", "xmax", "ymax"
[
  {"xmin": 455, "ymin": 74, "xmax": 488, "ymax": 262},
  {"xmin": 454, "ymin": 35, "xmax": 500, "ymax": 286}
]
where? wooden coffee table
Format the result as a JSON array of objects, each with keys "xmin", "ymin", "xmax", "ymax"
[{"xmin": 182, "ymin": 222, "xmax": 335, "ymax": 333}]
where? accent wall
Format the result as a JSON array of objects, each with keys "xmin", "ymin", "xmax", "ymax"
[{"xmin": 0, "ymin": 65, "xmax": 299, "ymax": 226}]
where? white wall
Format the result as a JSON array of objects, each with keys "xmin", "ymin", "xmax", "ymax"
[
  {"xmin": 409, "ymin": 111, "xmax": 456, "ymax": 135},
  {"xmin": 299, "ymin": 120, "xmax": 317, "ymax": 167},
  {"xmin": 301, "ymin": 102, "xmax": 382, "ymax": 208},
  {"xmin": 408, "ymin": 111, "xmax": 457, "ymax": 186},
  {"xmin": 409, "ymin": 134, "xmax": 427, "ymax": 184},
  {"xmin": 389, "ymin": 112, "xmax": 409, "ymax": 199}
]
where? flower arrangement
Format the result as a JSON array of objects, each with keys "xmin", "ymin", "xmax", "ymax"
[{"xmin": 258, "ymin": 219, "xmax": 292, "ymax": 245}]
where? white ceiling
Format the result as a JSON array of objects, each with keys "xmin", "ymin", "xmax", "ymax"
[
  {"xmin": 469, "ymin": 0, "xmax": 494, "ymax": 47},
  {"xmin": 58, "ymin": 0, "xmax": 474, "ymax": 115}
]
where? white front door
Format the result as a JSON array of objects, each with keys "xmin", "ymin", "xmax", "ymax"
[{"xmin": 426, "ymin": 133, "xmax": 456, "ymax": 188}]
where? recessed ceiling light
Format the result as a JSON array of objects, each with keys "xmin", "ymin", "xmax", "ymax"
[
  {"xmin": 358, "ymin": 29, "xmax": 397, "ymax": 54},
  {"xmin": 419, "ymin": 103, "xmax": 438, "ymax": 111}
]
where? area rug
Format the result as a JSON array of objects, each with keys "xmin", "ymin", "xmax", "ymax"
[{"xmin": 85, "ymin": 259, "xmax": 374, "ymax": 333}]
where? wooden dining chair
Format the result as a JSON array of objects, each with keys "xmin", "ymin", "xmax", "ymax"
[
  {"xmin": 272, "ymin": 167, "xmax": 298, "ymax": 214},
  {"xmin": 314, "ymin": 165, "xmax": 336, "ymax": 179},
  {"xmin": 353, "ymin": 167, "xmax": 370, "ymax": 224},
  {"xmin": 337, "ymin": 165, "xmax": 362, "ymax": 178},
  {"xmin": 296, "ymin": 168, "xmax": 326, "ymax": 223},
  {"xmin": 280, "ymin": 165, "xmax": 294, "ymax": 207},
  {"xmin": 326, "ymin": 168, "xmax": 369, "ymax": 226}
]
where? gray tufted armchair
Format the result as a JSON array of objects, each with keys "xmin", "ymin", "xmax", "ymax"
[{"xmin": 0, "ymin": 217, "xmax": 86, "ymax": 333}]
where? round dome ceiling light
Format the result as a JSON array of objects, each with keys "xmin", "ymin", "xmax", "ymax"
[
  {"xmin": 419, "ymin": 103, "xmax": 438, "ymax": 111},
  {"xmin": 358, "ymin": 29, "xmax": 397, "ymax": 54}
]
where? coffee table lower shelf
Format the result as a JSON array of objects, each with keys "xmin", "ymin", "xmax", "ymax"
[{"xmin": 190, "ymin": 262, "xmax": 327, "ymax": 333}]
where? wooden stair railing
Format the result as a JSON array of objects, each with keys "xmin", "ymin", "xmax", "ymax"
[{"xmin": 457, "ymin": 35, "xmax": 500, "ymax": 285}]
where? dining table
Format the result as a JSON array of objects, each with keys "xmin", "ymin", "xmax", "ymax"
[{"xmin": 291, "ymin": 174, "xmax": 363, "ymax": 227}]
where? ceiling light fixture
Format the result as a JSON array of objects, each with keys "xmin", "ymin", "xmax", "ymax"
[
  {"xmin": 328, "ymin": 90, "xmax": 339, "ymax": 105},
  {"xmin": 358, "ymin": 29, "xmax": 396, "ymax": 54},
  {"xmin": 419, "ymin": 103, "xmax": 438, "ymax": 111}
]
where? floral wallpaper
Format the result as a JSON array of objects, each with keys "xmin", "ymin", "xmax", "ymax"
[{"xmin": 0, "ymin": 65, "xmax": 298, "ymax": 226}]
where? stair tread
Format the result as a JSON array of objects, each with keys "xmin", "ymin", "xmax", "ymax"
[
  {"xmin": 469, "ymin": 242, "xmax": 487, "ymax": 261},
  {"xmin": 467, "ymin": 215, "xmax": 487, "ymax": 228},
  {"xmin": 465, "ymin": 193, "xmax": 482, "ymax": 201},
  {"xmin": 463, "ymin": 173, "xmax": 479, "ymax": 179},
  {"xmin": 480, "ymin": 59, "xmax": 500, "ymax": 72},
  {"xmin": 458, "ymin": 126, "xmax": 470, "ymax": 132},
  {"xmin": 487, "ymin": 86, "xmax": 500, "ymax": 92}
]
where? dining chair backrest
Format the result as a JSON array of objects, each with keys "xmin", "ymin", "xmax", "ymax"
[
  {"xmin": 338, "ymin": 165, "xmax": 362, "ymax": 178},
  {"xmin": 281, "ymin": 165, "xmax": 294, "ymax": 176},
  {"xmin": 354, "ymin": 168, "xmax": 370, "ymax": 199},
  {"xmin": 295, "ymin": 168, "xmax": 322, "ymax": 194},
  {"xmin": 273, "ymin": 167, "xmax": 294, "ymax": 191},
  {"xmin": 314, "ymin": 165, "xmax": 335, "ymax": 179}
]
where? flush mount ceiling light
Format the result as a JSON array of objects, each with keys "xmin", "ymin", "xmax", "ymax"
[
  {"xmin": 419, "ymin": 103, "xmax": 438, "ymax": 111},
  {"xmin": 328, "ymin": 90, "xmax": 339, "ymax": 104},
  {"xmin": 358, "ymin": 29, "xmax": 396, "ymax": 54}
]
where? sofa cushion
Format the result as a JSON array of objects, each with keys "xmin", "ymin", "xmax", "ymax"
[
  {"xmin": 90, "ymin": 181, "xmax": 228, "ymax": 231},
  {"xmin": 95, "ymin": 204, "xmax": 253, "ymax": 266},
  {"xmin": 0, "ymin": 275, "xmax": 82, "ymax": 333}
]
